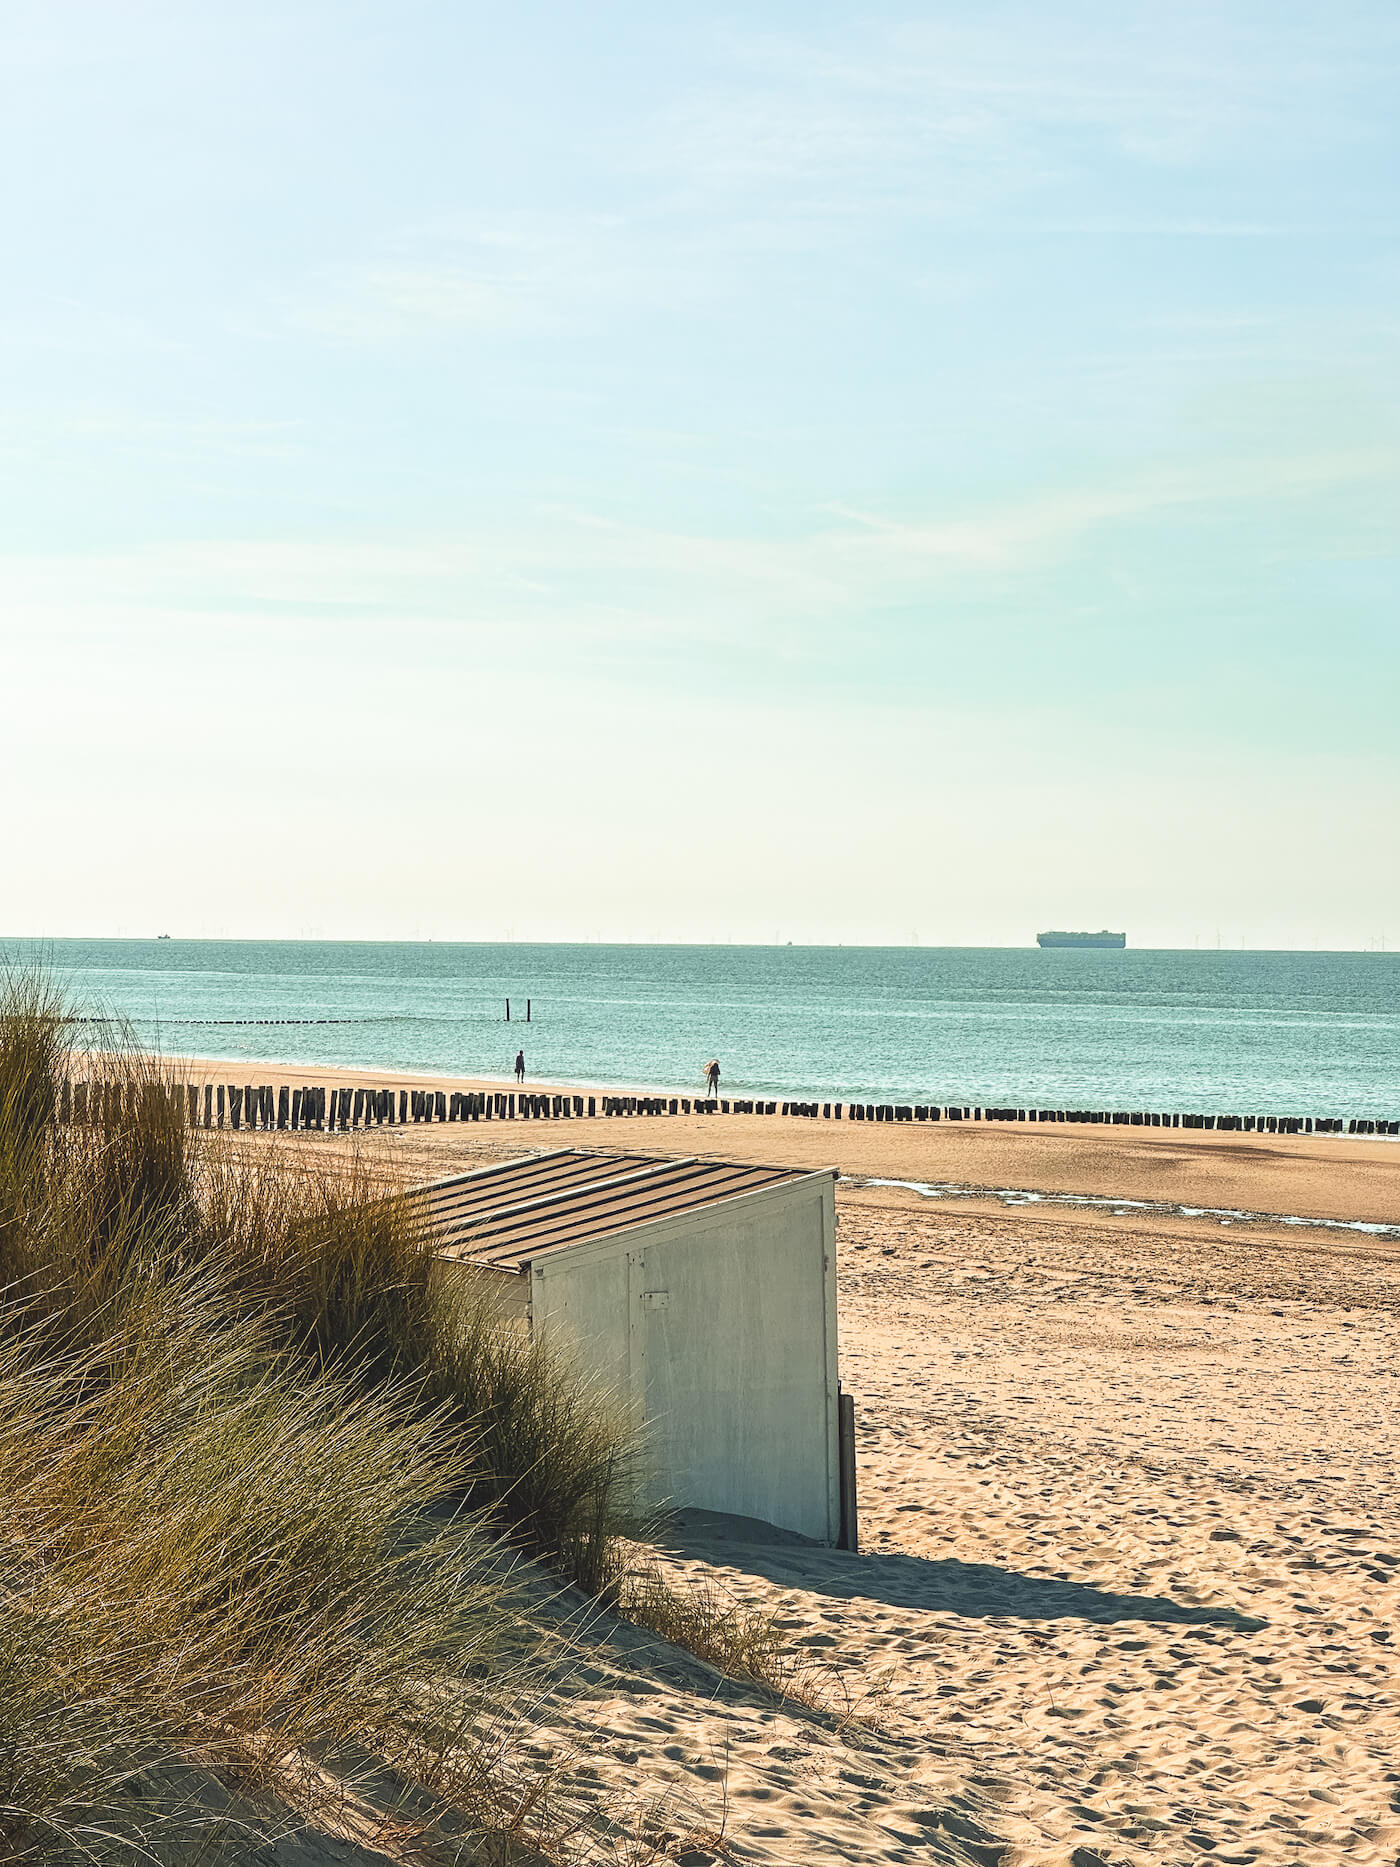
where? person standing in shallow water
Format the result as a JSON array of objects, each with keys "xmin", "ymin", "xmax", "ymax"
[
  {"xmin": 514, "ymin": 1049, "xmax": 525, "ymax": 1083},
  {"xmin": 705, "ymin": 1059, "xmax": 721, "ymax": 1099}
]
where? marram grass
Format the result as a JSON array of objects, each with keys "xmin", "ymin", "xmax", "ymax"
[{"xmin": 0, "ymin": 973, "xmax": 638, "ymax": 1863}]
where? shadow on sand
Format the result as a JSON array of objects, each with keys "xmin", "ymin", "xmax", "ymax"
[{"xmin": 657, "ymin": 1512, "xmax": 1266, "ymax": 1632}]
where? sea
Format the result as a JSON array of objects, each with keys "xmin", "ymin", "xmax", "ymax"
[{"xmin": 6, "ymin": 939, "xmax": 1397, "ymax": 1122}]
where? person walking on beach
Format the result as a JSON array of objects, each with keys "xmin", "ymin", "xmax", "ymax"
[
  {"xmin": 514, "ymin": 1049, "xmax": 525, "ymax": 1083},
  {"xmin": 704, "ymin": 1058, "xmax": 721, "ymax": 1099}
]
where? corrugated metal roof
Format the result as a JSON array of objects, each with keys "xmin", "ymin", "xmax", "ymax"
[{"xmin": 408, "ymin": 1148, "xmax": 821, "ymax": 1272}]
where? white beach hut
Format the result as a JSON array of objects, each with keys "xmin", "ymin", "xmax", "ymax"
[{"xmin": 411, "ymin": 1148, "xmax": 852, "ymax": 1547}]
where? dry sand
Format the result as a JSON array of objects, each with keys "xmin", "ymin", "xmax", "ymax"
[
  {"xmin": 508, "ymin": 1185, "xmax": 1399, "ymax": 1865},
  {"xmin": 174, "ymin": 1062, "xmax": 1400, "ymax": 1863}
]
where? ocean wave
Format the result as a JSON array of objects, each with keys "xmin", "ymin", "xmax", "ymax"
[{"xmin": 850, "ymin": 1177, "xmax": 1400, "ymax": 1242}]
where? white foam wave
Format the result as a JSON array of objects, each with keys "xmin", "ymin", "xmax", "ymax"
[{"xmin": 849, "ymin": 1177, "xmax": 1400, "ymax": 1241}]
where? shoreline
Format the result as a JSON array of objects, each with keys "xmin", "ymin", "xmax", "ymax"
[
  {"xmin": 156, "ymin": 1051, "xmax": 1400, "ymax": 1231},
  {"xmin": 146, "ymin": 1046, "xmax": 1398, "ymax": 1136},
  {"xmin": 848, "ymin": 1172, "xmax": 1400, "ymax": 1242}
]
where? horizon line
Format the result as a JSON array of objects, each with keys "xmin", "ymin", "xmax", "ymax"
[{"xmin": 1, "ymin": 935, "xmax": 1392, "ymax": 957}]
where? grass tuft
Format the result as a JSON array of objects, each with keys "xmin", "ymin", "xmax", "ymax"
[
  {"xmin": 617, "ymin": 1566, "xmax": 806, "ymax": 1697},
  {"xmin": 616, "ymin": 1562, "xmax": 884, "ymax": 1733}
]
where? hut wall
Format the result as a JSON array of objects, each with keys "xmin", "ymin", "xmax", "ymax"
[{"xmin": 527, "ymin": 1173, "xmax": 839, "ymax": 1543}]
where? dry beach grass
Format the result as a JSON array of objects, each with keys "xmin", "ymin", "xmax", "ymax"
[{"xmin": 0, "ymin": 988, "xmax": 657, "ymax": 1865}]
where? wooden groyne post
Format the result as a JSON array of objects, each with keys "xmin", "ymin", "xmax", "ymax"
[{"xmin": 51, "ymin": 1072, "xmax": 1396, "ymax": 1144}]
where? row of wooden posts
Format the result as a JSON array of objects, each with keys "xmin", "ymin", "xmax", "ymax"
[
  {"xmin": 55, "ymin": 1082, "xmax": 588, "ymax": 1131},
  {"xmin": 647, "ymin": 1098, "xmax": 1397, "ymax": 1136},
  {"xmin": 52, "ymin": 1080, "xmax": 1399, "ymax": 1138}
]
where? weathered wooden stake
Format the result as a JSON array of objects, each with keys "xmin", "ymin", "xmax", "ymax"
[{"xmin": 838, "ymin": 1391, "xmax": 858, "ymax": 1553}]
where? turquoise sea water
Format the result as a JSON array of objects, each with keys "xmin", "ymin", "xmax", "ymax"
[{"xmin": 8, "ymin": 939, "xmax": 1398, "ymax": 1121}]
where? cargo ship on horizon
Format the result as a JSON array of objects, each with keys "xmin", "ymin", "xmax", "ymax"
[{"xmin": 1036, "ymin": 930, "xmax": 1126, "ymax": 949}]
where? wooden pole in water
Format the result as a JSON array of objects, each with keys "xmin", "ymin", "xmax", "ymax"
[
  {"xmin": 526, "ymin": 998, "xmax": 531, "ymax": 1022},
  {"xmin": 505, "ymin": 998, "xmax": 510, "ymax": 1021}
]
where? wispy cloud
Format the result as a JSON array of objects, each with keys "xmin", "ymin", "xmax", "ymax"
[
  {"xmin": 640, "ymin": 8, "xmax": 1399, "ymax": 205},
  {"xmin": 828, "ymin": 446, "xmax": 1397, "ymax": 570},
  {"xmin": 5, "ymin": 442, "xmax": 1389, "ymax": 649},
  {"xmin": 285, "ymin": 212, "xmax": 670, "ymax": 342},
  {"xmin": 262, "ymin": 7, "xmax": 1400, "ymax": 353}
]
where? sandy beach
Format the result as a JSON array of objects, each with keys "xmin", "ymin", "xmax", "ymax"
[
  {"xmin": 162, "ymin": 1053, "xmax": 1400, "ymax": 1864},
  {"xmin": 520, "ymin": 1194, "xmax": 1400, "ymax": 1864}
]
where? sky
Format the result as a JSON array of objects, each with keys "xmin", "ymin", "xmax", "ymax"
[{"xmin": 1, "ymin": 1, "xmax": 1396, "ymax": 947}]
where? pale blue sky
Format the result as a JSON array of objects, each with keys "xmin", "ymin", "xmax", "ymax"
[{"xmin": 2, "ymin": 2, "xmax": 1396, "ymax": 945}]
